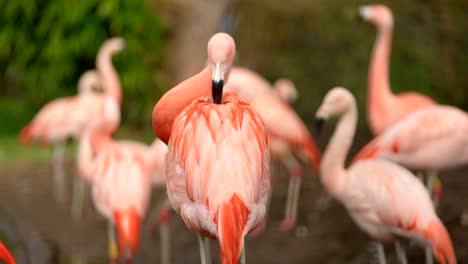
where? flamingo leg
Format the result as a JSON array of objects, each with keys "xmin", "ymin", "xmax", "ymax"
[
  {"xmin": 159, "ymin": 201, "xmax": 171, "ymax": 264},
  {"xmin": 280, "ymin": 153, "xmax": 302, "ymax": 231},
  {"xmin": 394, "ymin": 240, "xmax": 407, "ymax": 264},
  {"xmin": 240, "ymin": 241, "xmax": 246, "ymax": 264},
  {"xmin": 425, "ymin": 246, "xmax": 433, "ymax": 264},
  {"xmin": 425, "ymin": 171, "xmax": 441, "ymax": 209},
  {"xmin": 198, "ymin": 236, "xmax": 207, "ymax": 264},
  {"xmin": 108, "ymin": 222, "xmax": 118, "ymax": 264},
  {"xmin": 375, "ymin": 242, "xmax": 387, "ymax": 264},
  {"xmin": 52, "ymin": 142, "xmax": 66, "ymax": 203},
  {"xmin": 71, "ymin": 176, "xmax": 86, "ymax": 220}
]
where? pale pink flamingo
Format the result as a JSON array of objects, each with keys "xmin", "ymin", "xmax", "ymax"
[
  {"xmin": 359, "ymin": 4, "xmax": 441, "ymax": 201},
  {"xmin": 359, "ymin": 4, "xmax": 436, "ymax": 136},
  {"xmin": 273, "ymin": 79, "xmax": 298, "ymax": 103},
  {"xmin": 71, "ymin": 37, "xmax": 126, "ymax": 219},
  {"xmin": 226, "ymin": 67, "xmax": 320, "ymax": 231},
  {"xmin": 19, "ymin": 70, "xmax": 103, "ymax": 202},
  {"xmin": 316, "ymin": 87, "xmax": 456, "ymax": 264},
  {"xmin": 353, "ymin": 103, "xmax": 468, "ymax": 208},
  {"xmin": 153, "ymin": 33, "xmax": 270, "ymax": 264},
  {"xmin": 0, "ymin": 242, "xmax": 15, "ymax": 264}
]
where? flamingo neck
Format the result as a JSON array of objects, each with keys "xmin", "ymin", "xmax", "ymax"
[
  {"xmin": 368, "ymin": 26, "xmax": 394, "ymax": 118},
  {"xmin": 77, "ymin": 129, "xmax": 97, "ymax": 179},
  {"xmin": 97, "ymin": 51, "xmax": 122, "ymax": 104},
  {"xmin": 320, "ymin": 104, "xmax": 357, "ymax": 195}
]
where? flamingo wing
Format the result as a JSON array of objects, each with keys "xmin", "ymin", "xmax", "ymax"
[{"xmin": 353, "ymin": 106, "xmax": 468, "ymax": 169}]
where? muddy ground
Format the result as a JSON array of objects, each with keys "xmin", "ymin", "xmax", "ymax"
[{"xmin": 0, "ymin": 132, "xmax": 467, "ymax": 264}]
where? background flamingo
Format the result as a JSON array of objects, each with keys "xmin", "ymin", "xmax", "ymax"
[
  {"xmin": 226, "ymin": 67, "xmax": 320, "ymax": 231},
  {"xmin": 19, "ymin": 70, "xmax": 103, "ymax": 203},
  {"xmin": 71, "ymin": 37, "xmax": 126, "ymax": 219},
  {"xmin": 353, "ymin": 103, "xmax": 468, "ymax": 208},
  {"xmin": 153, "ymin": 33, "xmax": 270, "ymax": 264},
  {"xmin": 359, "ymin": 4, "xmax": 436, "ymax": 136},
  {"xmin": 316, "ymin": 87, "xmax": 455, "ymax": 264}
]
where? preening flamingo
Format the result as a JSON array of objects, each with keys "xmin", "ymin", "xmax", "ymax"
[
  {"xmin": 359, "ymin": 4, "xmax": 436, "ymax": 136},
  {"xmin": 153, "ymin": 33, "xmax": 270, "ymax": 264},
  {"xmin": 0, "ymin": 242, "xmax": 15, "ymax": 264},
  {"xmin": 226, "ymin": 67, "xmax": 320, "ymax": 231},
  {"xmin": 316, "ymin": 87, "xmax": 456, "ymax": 264},
  {"xmin": 19, "ymin": 70, "xmax": 103, "ymax": 202}
]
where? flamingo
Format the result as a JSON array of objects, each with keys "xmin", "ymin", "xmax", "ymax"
[
  {"xmin": 353, "ymin": 102, "xmax": 468, "ymax": 208},
  {"xmin": 76, "ymin": 93, "xmax": 153, "ymax": 263},
  {"xmin": 226, "ymin": 67, "xmax": 320, "ymax": 231},
  {"xmin": 152, "ymin": 33, "xmax": 270, "ymax": 264},
  {"xmin": 315, "ymin": 87, "xmax": 456, "ymax": 264},
  {"xmin": 359, "ymin": 4, "xmax": 436, "ymax": 136},
  {"xmin": 0, "ymin": 242, "xmax": 15, "ymax": 264},
  {"xmin": 359, "ymin": 4, "xmax": 440, "ymax": 203},
  {"xmin": 19, "ymin": 70, "xmax": 103, "ymax": 202},
  {"xmin": 71, "ymin": 37, "xmax": 126, "ymax": 219}
]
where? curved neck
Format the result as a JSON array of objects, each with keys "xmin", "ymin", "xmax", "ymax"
[
  {"xmin": 320, "ymin": 104, "xmax": 357, "ymax": 195},
  {"xmin": 152, "ymin": 66, "xmax": 212, "ymax": 144},
  {"xmin": 97, "ymin": 51, "xmax": 122, "ymax": 104},
  {"xmin": 368, "ymin": 26, "xmax": 393, "ymax": 110}
]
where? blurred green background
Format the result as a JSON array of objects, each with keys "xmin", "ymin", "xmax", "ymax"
[{"xmin": 0, "ymin": 0, "xmax": 467, "ymax": 137}]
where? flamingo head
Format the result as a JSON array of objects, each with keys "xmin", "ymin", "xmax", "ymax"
[
  {"xmin": 78, "ymin": 70, "xmax": 102, "ymax": 94},
  {"xmin": 114, "ymin": 207, "xmax": 141, "ymax": 260},
  {"xmin": 315, "ymin": 87, "xmax": 354, "ymax": 131},
  {"xmin": 207, "ymin": 33, "xmax": 236, "ymax": 104},
  {"xmin": 359, "ymin": 5, "xmax": 393, "ymax": 30},
  {"xmin": 100, "ymin": 37, "xmax": 126, "ymax": 55},
  {"xmin": 273, "ymin": 79, "xmax": 298, "ymax": 103}
]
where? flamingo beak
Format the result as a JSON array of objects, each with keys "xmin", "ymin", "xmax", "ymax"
[
  {"xmin": 212, "ymin": 63, "xmax": 224, "ymax": 104},
  {"xmin": 314, "ymin": 117, "xmax": 325, "ymax": 136},
  {"xmin": 0, "ymin": 242, "xmax": 16, "ymax": 264},
  {"xmin": 114, "ymin": 207, "xmax": 141, "ymax": 261}
]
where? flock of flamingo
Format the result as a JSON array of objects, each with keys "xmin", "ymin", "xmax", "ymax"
[{"xmin": 0, "ymin": 4, "xmax": 465, "ymax": 264}]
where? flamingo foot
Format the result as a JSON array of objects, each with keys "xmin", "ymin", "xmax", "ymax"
[
  {"xmin": 279, "ymin": 217, "xmax": 296, "ymax": 232},
  {"xmin": 250, "ymin": 222, "xmax": 267, "ymax": 237}
]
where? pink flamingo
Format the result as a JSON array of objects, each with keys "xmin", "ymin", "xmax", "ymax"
[
  {"xmin": 19, "ymin": 70, "xmax": 103, "ymax": 202},
  {"xmin": 0, "ymin": 242, "xmax": 15, "ymax": 264},
  {"xmin": 19, "ymin": 37, "xmax": 125, "ymax": 204},
  {"xmin": 359, "ymin": 4, "xmax": 436, "ymax": 136},
  {"xmin": 353, "ymin": 103, "xmax": 468, "ymax": 208},
  {"xmin": 153, "ymin": 33, "xmax": 270, "ymax": 264},
  {"xmin": 226, "ymin": 67, "xmax": 320, "ymax": 231},
  {"xmin": 316, "ymin": 87, "xmax": 456, "ymax": 264}
]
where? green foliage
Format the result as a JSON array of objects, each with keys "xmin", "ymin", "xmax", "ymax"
[{"xmin": 0, "ymin": 0, "xmax": 167, "ymax": 135}]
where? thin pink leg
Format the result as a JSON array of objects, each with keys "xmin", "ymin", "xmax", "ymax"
[{"xmin": 280, "ymin": 167, "xmax": 302, "ymax": 231}]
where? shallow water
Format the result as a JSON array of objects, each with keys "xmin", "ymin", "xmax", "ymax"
[{"xmin": 0, "ymin": 133, "xmax": 467, "ymax": 263}]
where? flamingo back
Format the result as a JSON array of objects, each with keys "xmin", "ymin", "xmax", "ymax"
[
  {"xmin": 354, "ymin": 106, "xmax": 468, "ymax": 170},
  {"xmin": 92, "ymin": 143, "xmax": 152, "ymax": 220},
  {"xmin": 168, "ymin": 92, "xmax": 269, "ymax": 212}
]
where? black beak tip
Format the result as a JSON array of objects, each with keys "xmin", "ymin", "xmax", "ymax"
[
  {"xmin": 212, "ymin": 79, "xmax": 224, "ymax": 104},
  {"xmin": 314, "ymin": 117, "xmax": 325, "ymax": 135}
]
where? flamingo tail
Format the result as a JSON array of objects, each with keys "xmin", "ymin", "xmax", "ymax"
[
  {"xmin": 19, "ymin": 124, "xmax": 32, "ymax": 145},
  {"xmin": 0, "ymin": 242, "xmax": 16, "ymax": 264},
  {"xmin": 299, "ymin": 139, "xmax": 321, "ymax": 171},
  {"xmin": 114, "ymin": 207, "xmax": 141, "ymax": 259},
  {"xmin": 422, "ymin": 220, "xmax": 457, "ymax": 264},
  {"xmin": 216, "ymin": 194, "xmax": 249, "ymax": 264}
]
